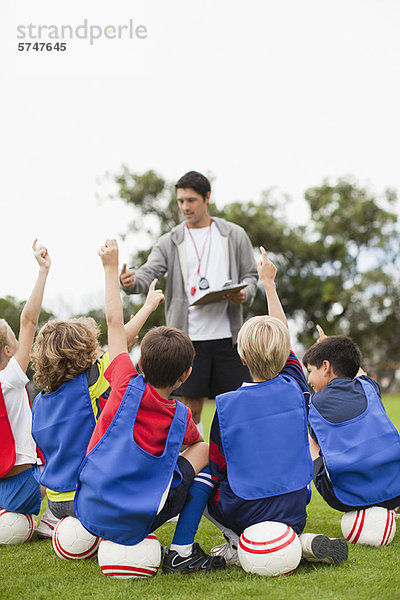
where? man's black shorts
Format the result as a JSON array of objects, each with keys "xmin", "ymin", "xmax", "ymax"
[
  {"xmin": 150, "ymin": 456, "xmax": 195, "ymax": 531},
  {"xmin": 175, "ymin": 338, "xmax": 250, "ymax": 399}
]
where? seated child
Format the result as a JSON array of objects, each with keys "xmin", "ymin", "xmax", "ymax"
[
  {"xmin": 74, "ymin": 239, "xmax": 226, "ymax": 574},
  {"xmin": 303, "ymin": 328, "xmax": 400, "ymax": 513},
  {"xmin": 0, "ymin": 240, "xmax": 55, "ymax": 536},
  {"xmin": 31, "ymin": 293, "xmax": 144, "ymax": 522},
  {"xmin": 31, "ymin": 318, "xmax": 111, "ymax": 523},
  {"xmin": 206, "ymin": 247, "xmax": 348, "ymax": 567}
]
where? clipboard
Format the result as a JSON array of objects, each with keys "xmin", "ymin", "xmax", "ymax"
[{"xmin": 189, "ymin": 283, "xmax": 248, "ymax": 306}]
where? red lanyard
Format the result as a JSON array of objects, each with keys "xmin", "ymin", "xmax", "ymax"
[
  {"xmin": 186, "ymin": 220, "xmax": 213, "ymax": 277},
  {"xmin": 186, "ymin": 220, "xmax": 213, "ymax": 296}
]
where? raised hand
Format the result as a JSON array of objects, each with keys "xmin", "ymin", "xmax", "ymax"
[
  {"xmin": 99, "ymin": 239, "xmax": 119, "ymax": 270},
  {"xmin": 32, "ymin": 238, "xmax": 51, "ymax": 271},
  {"xmin": 257, "ymin": 246, "xmax": 277, "ymax": 285},
  {"xmin": 144, "ymin": 279, "xmax": 165, "ymax": 312},
  {"xmin": 316, "ymin": 324, "xmax": 327, "ymax": 343}
]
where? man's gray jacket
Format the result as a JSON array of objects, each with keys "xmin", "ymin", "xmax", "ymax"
[{"xmin": 121, "ymin": 217, "xmax": 258, "ymax": 344}]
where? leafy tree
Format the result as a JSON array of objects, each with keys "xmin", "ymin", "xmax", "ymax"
[{"xmin": 0, "ymin": 296, "xmax": 54, "ymax": 338}]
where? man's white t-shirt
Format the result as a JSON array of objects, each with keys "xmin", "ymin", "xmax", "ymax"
[
  {"xmin": 185, "ymin": 222, "xmax": 232, "ymax": 341},
  {"xmin": 0, "ymin": 356, "xmax": 38, "ymax": 465}
]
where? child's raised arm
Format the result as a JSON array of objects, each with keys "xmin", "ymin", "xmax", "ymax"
[
  {"xmin": 257, "ymin": 246, "xmax": 288, "ymax": 329},
  {"xmin": 99, "ymin": 240, "xmax": 165, "ymax": 361},
  {"xmin": 15, "ymin": 239, "xmax": 51, "ymax": 372},
  {"xmin": 124, "ymin": 279, "xmax": 164, "ymax": 347},
  {"xmin": 99, "ymin": 239, "xmax": 127, "ymax": 361}
]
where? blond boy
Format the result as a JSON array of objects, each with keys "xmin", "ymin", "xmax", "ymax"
[{"xmin": 207, "ymin": 247, "xmax": 348, "ymax": 567}]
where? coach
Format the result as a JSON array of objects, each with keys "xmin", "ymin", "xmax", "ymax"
[{"xmin": 120, "ymin": 171, "xmax": 258, "ymax": 434}]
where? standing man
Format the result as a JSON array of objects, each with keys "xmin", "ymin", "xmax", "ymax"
[{"xmin": 120, "ymin": 171, "xmax": 258, "ymax": 434}]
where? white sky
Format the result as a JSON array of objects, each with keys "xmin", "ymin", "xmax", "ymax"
[{"xmin": 1, "ymin": 0, "xmax": 399, "ymax": 317}]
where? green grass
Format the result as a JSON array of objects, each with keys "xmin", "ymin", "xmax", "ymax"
[{"xmin": 2, "ymin": 397, "xmax": 400, "ymax": 600}]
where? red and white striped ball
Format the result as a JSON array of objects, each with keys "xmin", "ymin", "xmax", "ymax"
[
  {"xmin": 0, "ymin": 509, "xmax": 36, "ymax": 545},
  {"xmin": 341, "ymin": 507, "xmax": 396, "ymax": 546},
  {"xmin": 52, "ymin": 516, "xmax": 101, "ymax": 560},
  {"xmin": 238, "ymin": 521, "xmax": 301, "ymax": 576},
  {"xmin": 98, "ymin": 534, "xmax": 162, "ymax": 579}
]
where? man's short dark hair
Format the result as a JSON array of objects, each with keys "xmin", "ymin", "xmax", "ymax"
[
  {"xmin": 302, "ymin": 335, "xmax": 362, "ymax": 379},
  {"xmin": 175, "ymin": 171, "xmax": 211, "ymax": 201},
  {"xmin": 140, "ymin": 326, "xmax": 195, "ymax": 388}
]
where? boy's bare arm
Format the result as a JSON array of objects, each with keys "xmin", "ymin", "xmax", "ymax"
[
  {"xmin": 99, "ymin": 241, "xmax": 165, "ymax": 361},
  {"xmin": 124, "ymin": 279, "xmax": 164, "ymax": 347},
  {"xmin": 15, "ymin": 240, "xmax": 51, "ymax": 373},
  {"xmin": 99, "ymin": 239, "xmax": 127, "ymax": 361},
  {"xmin": 257, "ymin": 246, "xmax": 288, "ymax": 328}
]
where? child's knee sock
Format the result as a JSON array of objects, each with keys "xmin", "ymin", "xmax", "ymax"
[{"xmin": 170, "ymin": 466, "xmax": 213, "ymax": 555}]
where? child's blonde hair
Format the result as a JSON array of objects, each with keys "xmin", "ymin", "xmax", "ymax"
[
  {"xmin": 31, "ymin": 317, "xmax": 100, "ymax": 392},
  {"xmin": 0, "ymin": 318, "xmax": 10, "ymax": 354},
  {"xmin": 237, "ymin": 316, "xmax": 290, "ymax": 381}
]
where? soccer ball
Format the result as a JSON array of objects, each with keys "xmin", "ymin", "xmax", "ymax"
[
  {"xmin": 341, "ymin": 507, "xmax": 396, "ymax": 546},
  {"xmin": 238, "ymin": 521, "xmax": 302, "ymax": 576},
  {"xmin": 98, "ymin": 534, "xmax": 162, "ymax": 578},
  {"xmin": 0, "ymin": 509, "xmax": 36, "ymax": 545},
  {"xmin": 52, "ymin": 516, "xmax": 101, "ymax": 559}
]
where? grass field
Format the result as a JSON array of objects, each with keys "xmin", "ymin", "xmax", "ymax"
[{"xmin": 2, "ymin": 396, "xmax": 400, "ymax": 600}]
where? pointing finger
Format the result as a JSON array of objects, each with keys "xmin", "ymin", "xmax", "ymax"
[{"xmin": 149, "ymin": 279, "xmax": 158, "ymax": 291}]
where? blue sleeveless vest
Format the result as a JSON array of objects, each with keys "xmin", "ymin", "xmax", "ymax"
[
  {"xmin": 309, "ymin": 378, "xmax": 400, "ymax": 506},
  {"xmin": 74, "ymin": 375, "xmax": 188, "ymax": 545},
  {"xmin": 216, "ymin": 375, "xmax": 313, "ymax": 500},
  {"xmin": 31, "ymin": 372, "xmax": 96, "ymax": 492}
]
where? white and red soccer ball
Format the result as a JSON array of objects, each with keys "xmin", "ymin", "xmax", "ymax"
[
  {"xmin": 238, "ymin": 521, "xmax": 302, "ymax": 576},
  {"xmin": 97, "ymin": 534, "xmax": 162, "ymax": 578},
  {"xmin": 341, "ymin": 507, "xmax": 396, "ymax": 546},
  {"xmin": 52, "ymin": 516, "xmax": 101, "ymax": 560},
  {"xmin": 0, "ymin": 509, "xmax": 36, "ymax": 545}
]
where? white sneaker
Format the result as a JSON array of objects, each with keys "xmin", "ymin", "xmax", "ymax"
[
  {"xmin": 300, "ymin": 533, "xmax": 348, "ymax": 565},
  {"xmin": 36, "ymin": 506, "xmax": 60, "ymax": 539},
  {"xmin": 211, "ymin": 538, "xmax": 240, "ymax": 566}
]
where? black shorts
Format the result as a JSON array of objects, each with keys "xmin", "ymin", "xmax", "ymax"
[
  {"xmin": 313, "ymin": 456, "xmax": 400, "ymax": 512},
  {"xmin": 149, "ymin": 456, "xmax": 195, "ymax": 531},
  {"xmin": 175, "ymin": 338, "xmax": 250, "ymax": 399},
  {"xmin": 207, "ymin": 483, "xmax": 308, "ymax": 536}
]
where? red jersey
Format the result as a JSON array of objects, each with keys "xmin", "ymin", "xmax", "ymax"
[{"xmin": 87, "ymin": 353, "xmax": 199, "ymax": 456}]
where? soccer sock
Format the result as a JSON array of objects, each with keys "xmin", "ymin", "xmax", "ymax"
[{"xmin": 170, "ymin": 466, "xmax": 213, "ymax": 553}]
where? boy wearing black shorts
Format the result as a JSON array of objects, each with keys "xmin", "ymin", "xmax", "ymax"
[
  {"xmin": 303, "ymin": 331, "xmax": 400, "ymax": 513},
  {"xmin": 75, "ymin": 239, "xmax": 225, "ymax": 574}
]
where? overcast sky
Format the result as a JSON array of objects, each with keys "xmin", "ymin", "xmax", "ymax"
[{"xmin": 1, "ymin": 0, "xmax": 399, "ymax": 317}]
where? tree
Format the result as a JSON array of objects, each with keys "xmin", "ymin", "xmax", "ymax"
[
  {"xmin": 110, "ymin": 168, "xmax": 400, "ymax": 388},
  {"xmin": 0, "ymin": 296, "xmax": 54, "ymax": 338}
]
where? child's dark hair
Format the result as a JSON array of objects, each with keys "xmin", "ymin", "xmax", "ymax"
[
  {"xmin": 302, "ymin": 335, "xmax": 362, "ymax": 379},
  {"xmin": 140, "ymin": 326, "xmax": 195, "ymax": 388},
  {"xmin": 175, "ymin": 171, "xmax": 211, "ymax": 201}
]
